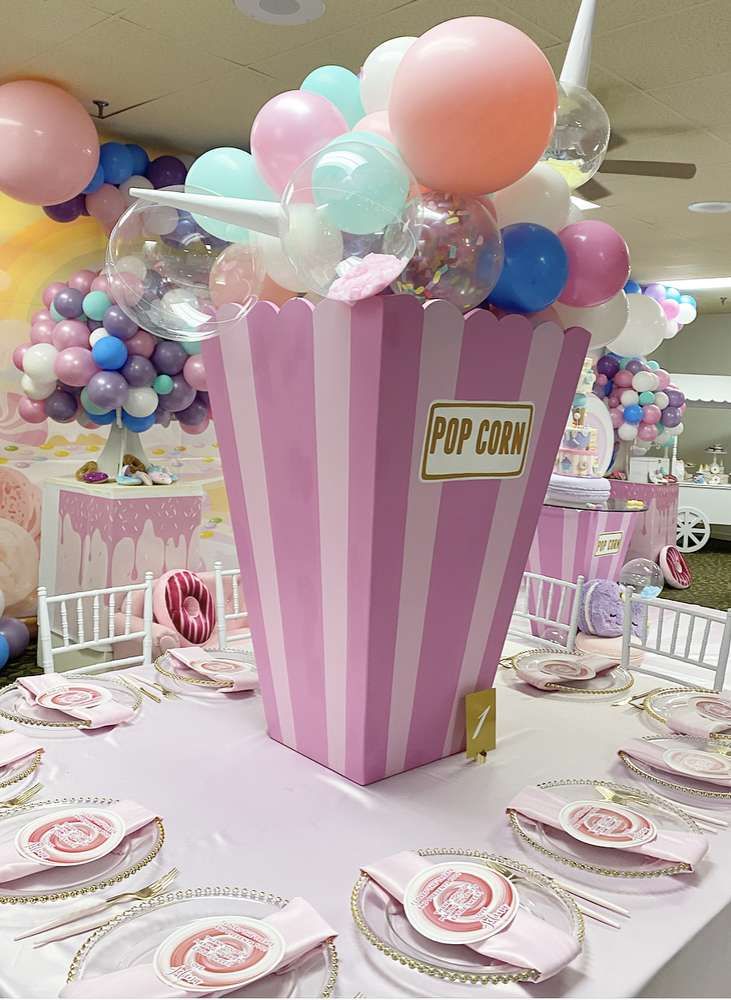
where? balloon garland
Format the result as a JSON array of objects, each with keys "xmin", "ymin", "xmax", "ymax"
[{"xmin": 595, "ymin": 354, "xmax": 685, "ymax": 451}]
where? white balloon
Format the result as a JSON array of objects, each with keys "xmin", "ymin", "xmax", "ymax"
[
  {"xmin": 618, "ymin": 422, "xmax": 638, "ymax": 441},
  {"xmin": 492, "ymin": 163, "xmax": 571, "ymax": 232},
  {"xmin": 664, "ymin": 319, "xmax": 680, "ymax": 338},
  {"xmin": 620, "ymin": 389, "xmax": 639, "ymax": 406},
  {"xmin": 124, "ymin": 386, "xmax": 158, "ymax": 418},
  {"xmin": 256, "ymin": 233, "xmax": 307, "ymax": 292},
  {"xmin": 22, "ymin": 342, "xmax": 58, "ymax": 382},
  {"xmin": 116, "ymin": 254, "xmax": 148, "ymax": 280},
  {"xmin": 605, "ymin": 293, "xmax": 666, "ymax": 358},
  {"xmin": 143, "ymin": 205, "xmax": 178, "ymax": 236},
  {"xmin": 678, "ymin": 302, "xmax": 696, "ymax": 324},
  {"xmin": 280, "ymin": 203, "xmax": 345, "ymax": 296},
  {"xmin": 360, "ymin": 36, "xmax": 416, "ymax": 114},
  {"xmin": 89, "ymin": 330, "xmax": 109, "ymax": 347},
  {"xmin": 665, "ymin": 422, "xmax": 684, "ymax": 437},
  {"xmin": 20, "ymin": 373, "xmax": 55, "ymax": 400},
  {"xmin": 119, "ymin": 175, "xmax": 153, "ymax": 207},
  {"xmin": 632, "ymin": 371, "xmax": 658, "ymax": 393},
  {"xmin": 655, "ymin": 391, "xmax": 670, "ymax": 410},
  {"xmin": 554, "ymin": 291, "xmax": 629, "ymax": 349}
]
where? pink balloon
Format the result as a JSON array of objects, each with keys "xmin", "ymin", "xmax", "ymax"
[
  {"xmin": 655, "ymin": 368, "xmax": 671, "ymax": 390},
  {"xmin": 558, "ymin": 221, "xmax": 631, "ymax": 308},
  {"xmin": 638, "ymin": 423, "xmax": 658, "ymax": 442},
  {"xmin": 90, "ymin": 274, "xmax": 111, "ymax": 295},
  {"xmin": 18, "ymin": 396, "xmax": 47, "ymax": 424},
  {"xmin": 596, "ymin": 373, "xmax": 608, "ymax": 387},
  {"xmin": 54, "ymin": 347, "xmax": 99, "ymax": 387},
  {"xmin": 679, "ymin": 402, "xmax": 687, "ymax": 415},
  {"xmin": 12, "ymin": 344, "xmax": 29, "ymax": 371},
  {"xmin": 0, "ymin": 81, "xmax": 98, "ymax": 205},
  {"xmin": 183, "ymin": 355, "xmax": 207, "ymax": 391},
  {"xmin": 251, "ymin": 90, "xmax": 348, "ymax": 194},
  {"xmin": 32, "ymin": 309, "xmax": 52, "ymax": 324},
  {"xmin": 661, "ymin": 299, "xmax": 680, "ymax": 321},
  {"xmin": 109, "ymin": 271, "xmax": 144, "ymax": 308},
  {"xmin": 642, "ymin": 403, "xmax": 662, "ymax": 424},
  {"xmin": 126, "ymin": 329, "xmax": 155, "ymax": 359},
  {"xmin": 68, "ymin": 269, "xmax": 96, "ymax": 295},
  {"xmin": 179, "ymin": 416, "xmax": 210, "ymax": 436},
  {"xmin": 607, "ymin": 394, "xmax": 620, "ymax": 408},
  {"xmin": 352, "ymin": 110, "xmax": 395, "ymax": 145},
  {"xmin": 610, "ymin": 408, "xmax": 624, "ymax": 428},
  {"xmin": 30, "ymin": 319, "xmax": 56, "ymax": 344},
  {"xmin": 613, "ymin": 370, "xmax": 634, "ymax": 388},
  {"xmin": 52, "ymin": 319, "xmax": 90, "ymax": 351},
  {"xmin": 43, "ymin": 282, "xmax": 67, "ymax": 308},
  {"xmin": 86, "ymin": 184, "xmax": 127, "ymax": 229}
]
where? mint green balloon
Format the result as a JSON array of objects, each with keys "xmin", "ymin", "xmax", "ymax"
[
  {"xmin": 81, "ymin": 387, "xmax": 109, "ymax": 416},
  {"xmin": 182, "ymin": 340, "xmax": 202, "ymax": 356},
  {"xmin": 154, "ymin": 374, "xmax": 174, "ymax": 395},
  {"xmin": 82, "ymin": 291, "xmax": 112, "ymax": 322},
  {"xmin": 638, "ymin": 390, "xmax": 655, "ymax": 405},
  {"xmin": 50, "ymin": 304, "xmax": 63, "ymax": 322},
  {"xmin": 301, "ymin": 66, "xmax": 364, "ymax": 128},
  {"xmin": 186, "ymin": 148, "xmax": 275, "ymax": 244},
  {"xmin": 352, "ymin": 130, "xmax": 398, "ymax": 154}
]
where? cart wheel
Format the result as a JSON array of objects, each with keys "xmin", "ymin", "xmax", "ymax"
[{"xmin": 676, "ymin": 507, "xmax": 710, "ymax": 553}]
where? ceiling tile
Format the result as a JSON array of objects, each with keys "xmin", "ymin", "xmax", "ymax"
[
  {"xmin": 651, "ymin": 71, "xmax": 731, "ymax": 128},
  {"xmin": 0, "ymin": 0, "xmax": 107, "ymax": 74},
  {"xmin": 503, "ymin": 0, "xmax": 711, "ymax": 40}
]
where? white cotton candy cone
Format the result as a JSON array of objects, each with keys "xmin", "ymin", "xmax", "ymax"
[
  {"xmin": 128, "ymin": 188, "xmax": 284, "ymax": 238},
  {"xmin": 560, "ymin": 0, "xmax": 597, "ymax": 89}
]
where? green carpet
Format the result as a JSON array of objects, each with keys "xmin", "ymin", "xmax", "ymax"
[{"xmin": 660, "ymin": 538, "xmax": 731, "ymax": 611}]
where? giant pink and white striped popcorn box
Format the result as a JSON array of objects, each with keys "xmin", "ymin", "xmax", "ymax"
[{"xmin": 203, "ymin": 295, "xmax": 588, "ymax": 784}]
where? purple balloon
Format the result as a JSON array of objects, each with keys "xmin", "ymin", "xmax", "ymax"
[
  {"xmin": 155, "ymin": 408, "xmax": 172, "ymax": 427},
  {"xmin": 44, "ymin": 389, "xmax": 78, "ymax": 423},
  {"xmin": 596, "ymin": 355, "xmax": 619, "ymax": 378},
  {"xmin": 156, "ymin": 374, "xmax": 196, "ymax": 412},
  {"xmin": 87, "ymin": 370, "xmax": 129, "ymax": 410},
  {"xmin": 662, "ymin": 405, "xmax": 683, "ymax": 428},
  {"xmin": 88, "ymin": 319, "xmax": 103, "ymax": 331},
  {"xmin": 177, "ymin": 397, "xmax": 208, "ymax": 425},
  {"xmin": 53, "ymin": 287, "xmax": 84, "ymax": 319},
  {"xmin": 644, "ymin": 283, "xmax": 666, "ymax": 302},
  {"xmin": 152, "ymin": 340, "xmax": 187, "ymax": 375},
  {"xmin": 103, "ymin": 304, "xmax": 138, "ymax": 340},
  {"xmin": 665, "ymin": 388, "xmax": 685, "ymax": 408},
  {"xmin": 43, "ymin": 194, "xmax": 86, "ymax": 223},
  {"xmin": 146, "ymin": 156, "xmax": 187, "ymax": 188},
  {"xmin": 0, "ymin": 617, "xmax": 29, "ymax": 658},
  {"xmin": 122, "ymin": 355, "xmax": 156, "ymax": 387},
  {"xmin": 625, "ymin": 359, "xmax": 646, "ymax": 375}
]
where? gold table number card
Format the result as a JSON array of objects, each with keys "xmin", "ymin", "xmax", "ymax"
[{"xmin": 465, "ymin": 689, "xmax": 497, "ymax": 763}]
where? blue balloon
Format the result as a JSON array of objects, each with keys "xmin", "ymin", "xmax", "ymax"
[
  {"xmin": 624, "ymin": 403, "xmax": 643, "ymax": 424},
  {"xmin": 121, "ymin": 411, "xmax": 155, "ymax": 432},
  {"xmin": 83, "ymin": 162, "xmax": 105, "ymax": 194},
  {"xmin": 603, "ymin": 379, "xmax": 614, "ymax": 396},
  {"xmin": 624, "ymin": 278, "xmax": 641, "ymax": 294},
  {"xmin": 92, "ymin": 336, "xmax": 128, "ymax": 371},
  {"xmin": 301, "ymin": 65, "xmax": 365, "ymax": 127},
  {"xmin": 664, "ymin": 286, "xmax": 681, "ymax": 302},
  {"xmin": 126, "ymin": 143, "xmax": 150, "ymax": 176},
  {"xmin": 85, "ymin": 409, "xmax": 116, "ymax": 425},
  {"xmin": 0, "ymin": 634, "xmax": 8, "ymax": 669},
  {"xmin": 487, "ymin": 223, "xmax": 568, "ymax": 314},
  {"xmin": 99, "ymin": 142, "xmax": 134, "ymax": 185}
]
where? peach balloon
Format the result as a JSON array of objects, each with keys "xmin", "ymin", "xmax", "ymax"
[
  {"xmin": 86, "ymin": 184, "xmax": 127, "ymax": 229},
  {"xmin": 261, "ymin": 275, "xmax": 296, "ymax": 307},
  {"xmin": 389, "ymin": 18, "xmax": 557, "ymax": 194},
  {"xmin": 352, "ymin": 110, "xmax": 395, "ymax": 146}
]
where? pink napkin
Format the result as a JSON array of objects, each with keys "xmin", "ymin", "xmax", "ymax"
[
  {"xmin": 665, "ymin": 694, "xmax": 731, "ymax": 739},
  {"xmin": 619, "ymin": 738, "xmax": 731, "ymax": 788},
  {"xmin": 0, "ymin": 800, "xmax": 157, "ymax": 886},
  {"xmin": 60, "ymin": 897, "xmax": 336, "ymax": 998},
  {"xmin": 514, "ymin": 652, "xmax": 618, "ymax": 690},
  {"xmin": 168, "ymin": 648, "xmax": 258, "ymax": 693},
  {"xmin": 17, "ymin": 676, "xmax": 135, "ymax": 729},
  {"xmin": 0, "ymin": 732, "xmax": 44, "ymax": 768},
  {"xmin": 508, "ymin": 786, "xmax": 708, "ymax": 869},
  {"xmin": 363, "ymin": 851, "xmax": 580, "ymax": 982}
]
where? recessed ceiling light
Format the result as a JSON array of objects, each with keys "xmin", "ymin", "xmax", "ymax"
[
  {"xmin": 571, "ymin": 195, "xmax": 600, "ymax": 211},
  {"xmin": 688, "ymin": 201, "xmax": 731, "ymax": 214},
  {"xmin": 233, "ymin": 0, "xmax": 325, "ymax": 24}
]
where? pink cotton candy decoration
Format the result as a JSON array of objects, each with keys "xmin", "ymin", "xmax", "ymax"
[{"xmin": 328, "ymin": 253, "xmax": 406, "ymax": 304}]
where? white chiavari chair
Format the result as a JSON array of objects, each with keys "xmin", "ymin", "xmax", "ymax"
[
  {"xmin": 213, "ymin": 561, "xmax": 248, "ymax": 651},
  {"xmin": 509, "ymin": 571, "xmax": 584, "ymax": 652}
]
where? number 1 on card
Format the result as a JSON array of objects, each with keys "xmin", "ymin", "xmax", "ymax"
[{"xmin": 465, "ymin": 689, "xmax": 496, "ymax": 763}]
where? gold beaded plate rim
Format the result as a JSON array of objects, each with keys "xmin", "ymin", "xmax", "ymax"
[
  {"xmin": 0, "ymin": 677, "xmax": 142, "ymax": 729},
  {"xmin": 351, "ymin": 847, "xmax": 584, "ymax": 987},
  {"xmin": 0, "ymin": 748, "xmax": 42, "ymax": 790},
  {"xmin": 618, "ymin": 734, "xmax": 731, "ymax": 800},
  {"xmin": 155, "ymin": 653, "xmax": 234, "ymax": 689},
  {"xmin": 66, "ymin": 885, "xmax": 339, "ymax": 998},
  {"xmin": 507, "ymin": 778, "xmax": 698, "ymax": 879},
  {"xmin": 0, "ymin": 796, "xmax": 164, "ymax": 904},
  {"xmin": 509, "ymin": 649, "xmax": 634, "ymax": 696},
  {"xmin": 642, "ymin": 687, "xmax": 731, "ymax": 742}
]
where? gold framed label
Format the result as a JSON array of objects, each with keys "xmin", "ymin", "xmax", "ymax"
[{"xmin": 421, "ymin": 402, "xmax": 534, "ymax": 482}]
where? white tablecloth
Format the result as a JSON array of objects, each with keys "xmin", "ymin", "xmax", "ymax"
[{"xmin": 2, "ymin": 652, "xmax": 730, "ymax": 998}]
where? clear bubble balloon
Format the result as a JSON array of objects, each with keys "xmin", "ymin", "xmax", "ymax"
[
  {"xmin": 107, "ymin": 186, "xmax": 262, "ymax": 341},
  {"xmin": 280, "ymin": 139, "xmax": 421, "ymax": 302},
  {"xmin": 619, "ymin": 558, "xmax": 664, "ymax": 599},
  {"xmin": 542, "ymin": 82, "xmax": 611, "ymax": 190},
  {"xmin": 391, "ymin": 192, "xmax": 503, "ymax": 311}
]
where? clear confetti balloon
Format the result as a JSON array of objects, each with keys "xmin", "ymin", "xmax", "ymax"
[
  {"xmin": 106, "ymin": 186, "xmax": 263, "ymax": 341},
  {"xmin": 280, "ymin": 137, "xmax": 422, "ymax": 302},
  {"xmin": 542, "ymin": 82, "xmax": 611, "ymax": 190},
  {"xmin": 391, "ymin": 192, "xmax": 503, "ymax": 311},
  {"xmin": 619, "ymin": 558, "xmax": 664, "ymax": 599}
]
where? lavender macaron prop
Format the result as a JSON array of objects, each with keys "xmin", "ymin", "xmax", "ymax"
[{"xmin": 578, "ymin": 578, "xmax": 645, "ymax": 638}]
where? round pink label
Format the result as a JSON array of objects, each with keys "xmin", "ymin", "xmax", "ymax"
[
  {"xmin": 540, "ymin": 659, "xmax": 595, "ymax": 681},
  {"xmin": 36, "ymin": 683, "xmax": 110, "ymax": 711},
  {"xmin": 15, "ymin": 808, "xmax": 125, "ymax": 866},
  {"xmin": 693, "ymin": 697, "xmax": 731, "ymax": 723},
  {"xmin": 559, "ymin": 800, "xmax": 657, "ymax": 848},
  {"xmin": 403, "ymin": 862, "xmax": 518, "ymax": 945},
  {"xmin": 663, "ymin": 747, "xmax": 731, "ymax": 779},
  {"xmin": 154, "ymin": 917, "xmax": 284, "ymax": 993},
  {"xmin": 194, "ymin": 660, "xmax": 251, "ymax": 676}
]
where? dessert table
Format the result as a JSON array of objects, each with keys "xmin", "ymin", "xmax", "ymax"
[{"xmin": 1, "ymin": 648, "xmax": 730, "ymax": 999}]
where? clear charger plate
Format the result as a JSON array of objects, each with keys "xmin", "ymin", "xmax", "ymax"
[
  {"xmin": 509, "ymin": 649, "xmax": 634, "ymax": 696},
  {"xmin": 351, "ymin": 848, "xmax": 583, "ymax": 990},
  {"xmin": 619, "ymin": 734, "xmax": 731, "ymax": 802},
  {"xmin": 67, "ymin": 887, "xmax": 338, "ymax": 997},
  {"xmin": 0, "ymin": 742, "xmax": 42, "ymax": 793},
  {"xmin": 0, "ymin": 796, "xmax": 164, "ymax": 904},
  {"xmin": 155, "ymin": 652, "xmax": 257, "ymax": 698},
  {"xmin": 507, "ymin": 778, "xmax": 701, "ymax": 879},
  {"xmin": 642, "ymin": 687, "xmax": 731, "ymax": 742},
  {"xmin": 0, "ymin": 677, "xmax": 141, "ymax": 737}
]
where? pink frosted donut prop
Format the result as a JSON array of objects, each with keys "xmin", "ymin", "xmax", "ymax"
[
  {"xmin": 659, "ymin": 545, "xmax": 691, "ymax": 590},
  {"xmin": 574, "ymin": 630, "xmax": 644, "ymax": 667},
  {"xmin": 153, "ymin": 570, "xmax": 215, "ymax": 645}
]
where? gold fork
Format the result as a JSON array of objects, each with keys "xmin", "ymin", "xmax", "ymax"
[
  {"xmin": 1, "ymin": 782, "xmax": 42, "ymax": 808},
  {"xmin": 16, "ymin": 867, "xmax": 180, "ymax": 942},
  {"xmin": 149, "ymin": 680, "xmax": 179, "ymax": 700}
]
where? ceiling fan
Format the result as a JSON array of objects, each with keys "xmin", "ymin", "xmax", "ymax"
[{"xmin": 561, "ymin": 0, "xmax": 696, "ymax": 202}]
